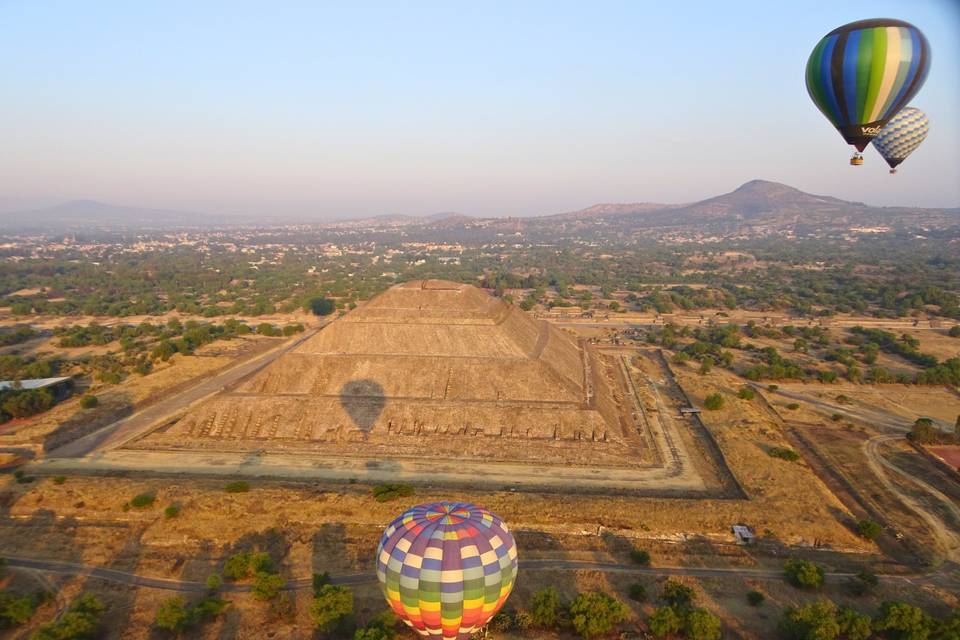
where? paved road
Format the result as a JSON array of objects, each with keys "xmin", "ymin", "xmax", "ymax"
[
  {"xmin": 3, "ymin": 555, "xmax": 934, "ymax": 595},
  {"xmin": 47, "ymin": 328, "xmax": 320, "ymax": 458}
]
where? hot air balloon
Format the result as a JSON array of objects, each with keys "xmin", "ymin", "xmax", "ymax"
[
  {"xmin": 376, "ymin": 501, "xmax": 518, "ymax": 640},
  {"xmin": 806, "ymin": 19, "xmax": 931, "ymax": 165},
  {"xmin": 871, "ymin": 106, "xmax": 929, "ymax": 173}
]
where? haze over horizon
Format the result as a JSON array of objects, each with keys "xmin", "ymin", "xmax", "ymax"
[{"xmin": 2, "ymin": 0, "xmax": 959, "ymax": 219}]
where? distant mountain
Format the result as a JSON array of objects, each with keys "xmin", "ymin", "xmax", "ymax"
[
  {"xmin": 0, "ymin": 199, "xmax": 217, "ymax": 231},
  {"xmin": 547, "ymin": 202, "xmax": 674, "ymax": 220},
  {"xmin": 543, "ymin": 180, "xmax": 958, "ymax": 232}
]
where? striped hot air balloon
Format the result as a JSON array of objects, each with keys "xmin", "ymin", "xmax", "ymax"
[
  {"xmin": 376, "ymin": 501, "xmax": 518, "ymax": 640},
  {"xmin": 872, "ymin": 106, "xmax": 929, "ymax": 173},
  {"xmin": 806, "ymin": 19, "xmax": 931, "ymax": 163}
]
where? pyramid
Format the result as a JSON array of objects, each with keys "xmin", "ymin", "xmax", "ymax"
[{"xmin": 136, "ymin": 280, "xmax": 640, "ymax": 465}]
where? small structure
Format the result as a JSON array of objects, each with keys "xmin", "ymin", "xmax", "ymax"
[
  {"xmin": 0, "ymin": 376, "xmax": 73, "ymax": 400},
  {"xmin": 732, "ymin": 525, "xmax": 755, "ymax": 544},
  {"xmin": 679, "ymin": 407, "xmax": 701, "ymax": 416}
]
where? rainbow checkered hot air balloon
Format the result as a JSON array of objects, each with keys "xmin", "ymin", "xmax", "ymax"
[
  {"xmin": 376, "ymin": 501, "xmax": 518, "ymax": 640},
  {"xmin": 871, "ymin": 106, "xmax": 929, "ymax": 173},
  {"xmin": 806, "ymin": 18, "xmax": 931, "ymax": 164}
]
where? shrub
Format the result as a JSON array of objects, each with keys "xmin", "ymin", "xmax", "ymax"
[
  {"xmin": 568, "ymin": 591, "xmax": 628, "ymax": 639},
  {"xmin": 154, "ymin": 595, "xmax": 228, "ymax": 632},
  {"xmin": 660, "ymin": 580, "xmax": 695, "ymax": 609},
  {"xmin": 205, "ymin": 573, "xmax": 223, "ymax": 593},
  {"xmin": 512, "ymin": 609, "xmax": 534, "ymax": 631},
  {"xmin": 856, "ymin": 519, "xmax": 882, "ymax": 541},
  {"xmin": 737, "ymin": 387, "xmax": 755, "ymax": 400},
  {"xmin": 629, "ymin": 548, "xmax": 651, "ymax": 566},
  {"xmin": 164, "ymin": 504, "xmax": 180, "ymax": 519},
  {"xmin": 847, "ymin": 570, "xmax": 878, "ymax": 596},
  {"xmin": 312, "ymin": 571, "xmax": 331, "ymax": 597},
  {"xmin": 52, "ymin": 476, "xmax": 66, "ymax": 485},
  {"xmin": 649, "ymin": 605, "xmax": 684, "ymax": 637},
  {"xmin": 628, "ymin": 582, "xmax": 646, "ymax": 602},
  {"xmin": 371, "ymin": 483, "xmax": 414, "ymax": 502},
  {"xmin": 79, "ymin": 395, "xmax": 98, "ymax": 409},
  {"xmin": 784, "ymin": 558, "xmax": 825, "ymax": 589},
  {"xmin": 768, "ymin": 384, "xmax": 779, "ymax": 391},
  {"xmin": 530, "ymin": 586, "xmax": 563, "ymax": 629},
  {"xmin": 224, "ymin": 481, "xmax": 250, "ymax": 493},
  {"xmin": 746, "ymin": 590, "xmax": 764, "ymax": 606},
  {"xmin": 786, "ymin": 402, "xmax": 800, "ymax": 410},
  {"xmin": 310, "ymin": 584, "xmax": 355, "ymax": 635},
  {"xmin": 223, "ymin": 552, "xmax": 252, "ymax": 580},
  {"xmin": 252, "ymin": 571, "xmax": 285, "ymax": 600},
  {"xmin": 31, "ymin": 593, "xmax": 104, "ymax": 639},
  {"xmin": 129, "ymin": 493, "xmax": 156, "ymax": 509},
  {"xmin": 768, "ymin": 447, "xmax": 800, "ymax": 462},
  {"xmin": 0, "ymin": 590, "xmax": 37, "ymax": 626},
  {"xmin": 489, "ymin": 611, "xmax": 513, "ymax": 632},
  {"xmin": 831, "ymin": 413, "xmax": 843, "ymax": 422},
  {"xmin": 686, "ymin": 608, "xmax": 722, "ymax": 640},
  {"xmin": 949, "ymin": 325, "xmax": 960, "ymax": 338},
  {"xmin": 703, "ymin": 393, "xmax": 724, "ymax": 411}
]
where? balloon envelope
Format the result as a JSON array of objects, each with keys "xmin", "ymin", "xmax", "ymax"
[
  {"xmin": 376, "ymin": 501, "xmax": 518, "ymax": 640},
  {"xmin": 871, "ymin": 106, "xmax": 929, "ymax": 169},
  {"xmin": 806, "ymin": 18, "xmax": 931, "ymax": 151}
]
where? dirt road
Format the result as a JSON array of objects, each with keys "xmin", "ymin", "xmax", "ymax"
[
  {"xmin": 46, "ymin": 328, "xmax": 320, "ymax": 458},
  {"xmin": 863, "ymin": 434, "xmax": 960, "ymax": 563},
  {"xmin": 4, "ymin": 554, "xmax": 935, "ymax": 594}
]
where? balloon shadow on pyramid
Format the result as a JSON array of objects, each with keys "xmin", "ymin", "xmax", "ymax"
[{"xmin": 339, "ymin": 379, "xmax": 386, "ymax": 434}]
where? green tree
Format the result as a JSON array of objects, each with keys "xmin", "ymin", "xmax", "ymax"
[
  {"xmin": 568, "ymin": 592, "xmax": 628, "ymax": 639},
  {"xmin": 154, "ymin": 596, "xmax": 189, "ymax": 632},
  {"xmin": 837, "ymin": 606, "xmax": 872, "ymax": 640},
  {"xmin": 779, "ymin": 600, "xmax": 840, "ymax": 640},
  {"xmin": 873, "ymin": 601, "xmax": 933, "ymax": 640},
  {"xmin": 686, "ymin": 608, "xmax": 722, "ymax": 640},
  {"xmin": 649, "ymin": 606, "xmax": 683, "ymax": 637},
  {"xmin": 530, "ymin": 586, "xmax": 563, "ymax": 629},
  {"xmin": 252, "ymin": 571, "xmax": 285, "ymax": 600},
  {"xmin": 784, "ymin": 558, "xmax": 825, "ymax": 589},
  {"xmin": 629, "ymin": 548, "xmax": 651, "ymax": 566},
  {"xmin": 310, "ymin": 585, "xmax": 354, "ymax": 636},
  {"xmin": 746, "ymin": 590, "xmax": 764, "ymax": 606},
  {"xmin": 307, "ymin": 297, "xmax": 335, "ymax": 316},
  {"xmin": 738, "ymin": 386, "xmax": 756, "ymax": 400},
  {"xmin": 660, "ymin": 580, "xmax": 695, "ymax": 608}
]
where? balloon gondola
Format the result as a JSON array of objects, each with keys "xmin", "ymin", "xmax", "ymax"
[{"xmin": 806, "ymin": 19, "xmax": 931, "ymax": 164}]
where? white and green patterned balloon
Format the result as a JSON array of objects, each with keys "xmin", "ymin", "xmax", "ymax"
[{"xmin": 871, "ymin": 107, "xmax": 929, "ymax": 173}]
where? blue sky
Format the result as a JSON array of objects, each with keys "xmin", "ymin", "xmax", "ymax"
[{"xmin": 1, "ymin": 0, "xmax": 957, "ymax": 218}]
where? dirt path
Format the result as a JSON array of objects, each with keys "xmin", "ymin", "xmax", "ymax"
[
  {"xmin": 44, "ymin": 328, "xmax": 320, "ymax": 458},
  {"xmin": 4, "ymin": 554, "xmax": 938, "ymax": 594},
  {"xmin": 863, "ymin": 434, "xmax": 960, "ymax": 563}
]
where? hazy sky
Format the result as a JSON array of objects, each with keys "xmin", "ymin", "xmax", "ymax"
[{"xmin": 2, "ymin": 0, "xmax": 958, "ymax": 218}]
